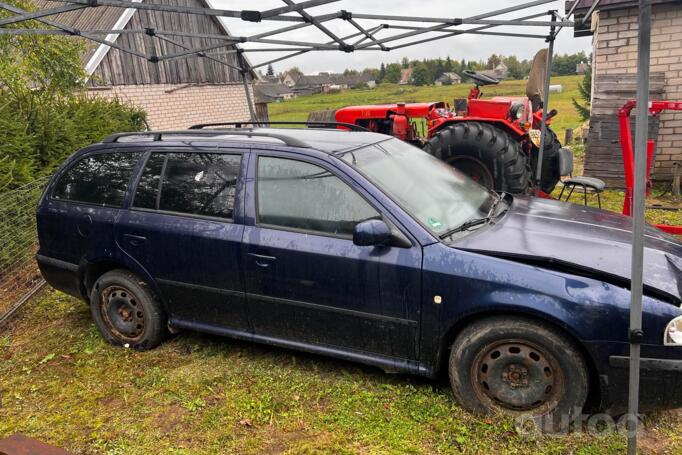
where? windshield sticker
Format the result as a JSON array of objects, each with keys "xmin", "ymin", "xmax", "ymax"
[{"xmin": 427, "ymin": 217, "xmax": 443, "ymax": 229}]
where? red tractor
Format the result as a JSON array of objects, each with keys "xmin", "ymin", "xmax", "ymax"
[{"xmin": 334, "ymin": 70, "xmax": 565, "ymax": 194}]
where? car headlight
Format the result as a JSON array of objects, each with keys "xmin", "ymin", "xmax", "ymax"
[{"xmin": 664, "ymin": 315, "xmax": 682, "ymax": 346}]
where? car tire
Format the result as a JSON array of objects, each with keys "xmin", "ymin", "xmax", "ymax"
[
  {"xmin": 90, "ymin": 269, "xmax": 167, "ymax": 351},
  {"xmin": 449, "ymin": 316, "xmax": 588, "ymax": 432}
]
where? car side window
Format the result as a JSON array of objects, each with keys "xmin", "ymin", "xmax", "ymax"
[
  {"xmin": 257, "ymin": 156, "xmax": 380, "ymax": 236},
  {"xmin": 52, "ymin": 152, "xmax": 141, "ymax": 206},
  {"xmin": 133, "ymin": 152, "xmax": 241, "ymax": 220}
]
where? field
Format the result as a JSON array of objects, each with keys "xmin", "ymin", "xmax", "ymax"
[
  {"xmin": 270, "ymin": 77, "xmax": 682, "ymax": 227},
  {"xmin": 2, "ymin": 290, "xmax": 682, "ymax": 454}
]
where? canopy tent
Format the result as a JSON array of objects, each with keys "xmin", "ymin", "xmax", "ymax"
[{"xmin": 0, "ymin": 0, "xmax": 653, "ymax": 451}]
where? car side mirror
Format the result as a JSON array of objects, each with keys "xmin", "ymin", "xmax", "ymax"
[{"xmin": 353, "ymin": 219, "xmax": 391, "ymax": 247}]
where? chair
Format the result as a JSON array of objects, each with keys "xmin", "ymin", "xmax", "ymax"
[{"xmin": 556, "ymin": 147, "xmax": 606, "ymax": 208}]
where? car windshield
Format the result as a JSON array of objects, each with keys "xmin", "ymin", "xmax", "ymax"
[{"xmin": 339, "ymin": 138, "xmax": 498, "ymax": 237}]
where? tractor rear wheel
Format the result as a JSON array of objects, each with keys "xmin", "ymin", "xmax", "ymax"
[
  {"xmin": 533, "ymin": 127, "xmax": 562, "ymax": 194},
  {"xmin": 424, "ymin": 122, "xmax": 531, "ymax": 194}
]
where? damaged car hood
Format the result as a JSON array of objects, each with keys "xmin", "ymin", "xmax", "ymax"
[{"xmin": 451, "ymin": 196, "xmax": 682, "ymax": 303}]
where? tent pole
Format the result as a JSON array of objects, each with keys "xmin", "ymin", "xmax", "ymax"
[
  {"xmin": 535, "ymin": 11, "xmax": 556, "ymax": 187},
  {"xmin": 239, "ymin": 54, "xmax": 257, "ymax": 123},
  {"xmin": 627, "ymin": 1, "xmax": 651, "ymax": 453}
]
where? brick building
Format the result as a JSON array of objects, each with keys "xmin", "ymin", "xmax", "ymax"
[
  {"xmin": 571, "ymin": 0, "xmax": 682, "ymax": 185},
  {"xmin": 35, "ymin": 0, "xmax": 258, "ymax": 130}
]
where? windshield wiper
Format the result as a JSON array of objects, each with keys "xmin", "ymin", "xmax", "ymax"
[{"xmin": 438, "ymin": 192, "xmax": 506, "ymax": 240}]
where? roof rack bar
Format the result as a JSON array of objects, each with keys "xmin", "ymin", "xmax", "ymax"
[
  {"xmin": 188, "ymin": 121, "xmax": 369, "ymax": 132},
  {"xmin": 102, "ymin": 130, "xmax": 313, "ymax": 148}
]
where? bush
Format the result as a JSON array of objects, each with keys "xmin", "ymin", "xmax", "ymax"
[
  {"xmin": 0, "ymin": 96, "xmax": 146, "ymax": 189},
  {"xmin": 0, "ymin": 0, "xmax": 146, "ymax": 189}
]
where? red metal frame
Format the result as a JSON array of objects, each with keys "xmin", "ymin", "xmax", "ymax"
[{"xmin": 619, "ymin": 100, "xmax": 682, "ymax": 235}]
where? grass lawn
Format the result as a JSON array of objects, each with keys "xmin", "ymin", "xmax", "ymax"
[{"xmin": 2, "ymin": 291, "xmax": 682, "ymax": 454}]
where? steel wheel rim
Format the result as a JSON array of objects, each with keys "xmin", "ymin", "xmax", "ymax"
[
  {"xmin": 447, "ymin": 156, "xmax": 495, "ymax": 189},
  {"xmin": 471, "ymin": 340, "xmax": 565, "ymax": 413},
  {"xmin": 100, "ymin": 285, "xmax": 145, "ymax": 341}
]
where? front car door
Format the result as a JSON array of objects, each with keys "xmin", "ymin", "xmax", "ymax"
[
  {"xmin": 115, "ymin": 148, "xmax": 249, "ymax": 331},
  {"xmin": 242, "ymin": 150, "xmax": 422, "ymax": 361}
]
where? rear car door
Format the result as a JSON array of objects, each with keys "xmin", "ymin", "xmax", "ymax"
[
  {"xmin": 242, "ymin": 151, "xmax": 422, "ymax": 360},
  {"xmin": 37, "ymin": 149, "xmax": 142, "ymax": 297},
  {"xmin": 115, "ymin": 149, "xmax": 249, "ymax": 330}
]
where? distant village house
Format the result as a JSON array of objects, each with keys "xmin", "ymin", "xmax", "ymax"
[
  {"xmin": 435, "ymin": 72, "xmax": 462, "ymax": 86},
  {"xmin": 282, "ymin": 71, "xmax": 376, "ymax": 95}
]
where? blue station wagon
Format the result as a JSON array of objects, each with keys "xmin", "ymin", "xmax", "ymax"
[{"xmin": 36, "ymin": 127, "xmax": 682, "ymax": 428}]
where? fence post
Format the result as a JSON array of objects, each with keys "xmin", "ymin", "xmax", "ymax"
[{"xmin": 564, "ymin": 128, "xmax": 573, "ymax": 145}]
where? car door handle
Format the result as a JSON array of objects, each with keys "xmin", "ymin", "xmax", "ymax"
[
  {"xmin": 123, "ymin": 233, "xmax": 147, "ymax": 246},
  {"xmin": 248, "ymin": 252, "xmax": 277, "ymax": 267}
]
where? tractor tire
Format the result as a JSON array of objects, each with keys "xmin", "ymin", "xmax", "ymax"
[
  {"xmin": 533, "ymin": 127, "xmax": 562, "ymax": 194},
  {"xmin": 424, "ymin": 122, "xmax": 531, "ymax": 194}
]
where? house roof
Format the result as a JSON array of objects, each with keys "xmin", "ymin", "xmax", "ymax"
[
  {"xmin": 30, "ymin": 0, "xmax": 256, "ymax": 79},
  {"xmin": 254, "ymin": 83, "xmax": 294, "ymax": 103},
  {"xmin": 566, "ymin": 0, "xmax": 680, "ymax": 36},
  {"xmin": 399, "ymin": 67, "xmax": 412, "ymax": 84},
  {"xmin": 436, "ymin": 72, "xmax": 461, "ymax": 81}
]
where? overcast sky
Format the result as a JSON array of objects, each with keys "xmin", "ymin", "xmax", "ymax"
[{"xmin": 212, "ymin": 0, "xmax": 592, "ymax": 74}]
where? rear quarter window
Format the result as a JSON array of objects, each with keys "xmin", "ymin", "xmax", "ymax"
[{"xmin": 52, "ymin": 151, "xmax": 141, "ymax": 206}]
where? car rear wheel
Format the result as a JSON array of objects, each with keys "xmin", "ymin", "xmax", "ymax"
[
  {"xmin": 449, "ymin": 316, "xmax": 588, "ymax": 431},
  {"xmin": 90, "ymin": 269, "xmax": 167, "ymax": 351}
]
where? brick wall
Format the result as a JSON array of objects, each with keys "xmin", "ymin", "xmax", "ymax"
[
  {"xmin": 88, "ymin": 83, "xmax": 255, "ymax": 130},
  {"xmin": 591, "ymin": 4, "xmax": 682, "ymax": 182}
]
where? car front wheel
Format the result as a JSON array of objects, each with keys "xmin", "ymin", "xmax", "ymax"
[
  {"xmin": 90, "ymin": 269, "xmax": 167, "ymax": 351},
  {"xmin": 449, "ymin": 316, "xmax": 588, "ymax": 431}
]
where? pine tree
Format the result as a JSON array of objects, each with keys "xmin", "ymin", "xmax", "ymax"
[
  {"xmin": 266, "ymin": 64, "xmax": 275, "ymax": 76},
  {"xmin": 379, "ymin": 63, "xmax": 386, "ymax": 82},
  {"xmin": 572, "ymin": 66, "xmax": 592, "ymax": 122}
]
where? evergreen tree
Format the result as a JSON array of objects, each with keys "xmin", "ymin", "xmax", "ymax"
[
  {"xmin": 384, "ymin": 63, "xmax": 402, "ymax": 83},
  {"xmin": 379, "ymin": 62, "xmax": 386, "ymax": 82},
  {"xmin": 572, "ymin": 66, "xmax": 592, "ymax": 122},
  {"xmin": 411, "ymin": 63, "xmax": 431, "ymax": 86},
  {"xmin": 266, "ymin": 64, "xmax": 275, "ymax": 76}
]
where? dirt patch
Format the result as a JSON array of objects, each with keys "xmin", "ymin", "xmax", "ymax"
[{"xmin": 152, "ymin": 404, "xmax": 189, "ymax": 435}]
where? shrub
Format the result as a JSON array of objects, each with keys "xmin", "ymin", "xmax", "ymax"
[{"xmin": 0, "ymin": 0, "xmax": 146, "ymax": 189}]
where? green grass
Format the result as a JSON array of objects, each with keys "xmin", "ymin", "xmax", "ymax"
[
  {"xmin": 2, "ymin": 291, "xmax": 682, "ymax": 454},
  {"xmin": 269, "ymin": 76, "xmax": 584, "ymax": 142}
]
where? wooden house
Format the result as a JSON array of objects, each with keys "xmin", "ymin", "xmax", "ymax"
[{"xmin": 34, "ymin": 0, "xmax": 259, "ymax": 129}]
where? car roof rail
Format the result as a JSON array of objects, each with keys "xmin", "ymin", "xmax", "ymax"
[
  {"xmin": 101, "ymin": 130, "xmax": 312, "ymax": 148},
  {"xmin": 188, "ymin": 121, "xmax": 369, "ymax": 132}
]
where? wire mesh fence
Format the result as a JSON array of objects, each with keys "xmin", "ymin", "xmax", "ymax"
[{"xmin": 0, "ymin": 177, "xmax": 50, "ymax": 326}]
